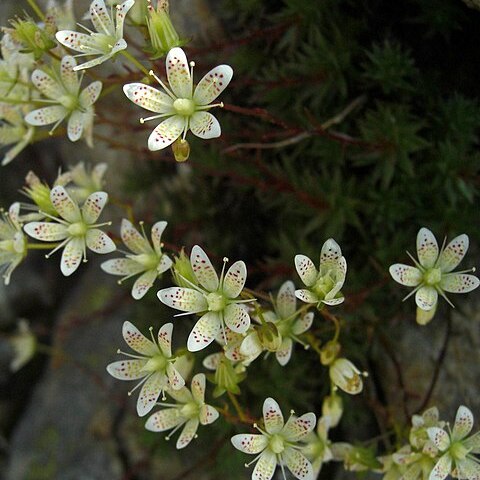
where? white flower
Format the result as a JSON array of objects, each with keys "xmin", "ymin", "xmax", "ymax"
[
  {"xmin": 329, "ymin": 358, "xmax": 365, "ymax": 395},
  {"xmin": 231, "ymin": 397, "xmax": 316, "ymax": 480},
  {"xmin": 55, "ymin": 0, "xmax": 135, "ymax": 71},
  {"xmin": 145, "ymin": 373, "xmax": 219, "ymax": 448},
  {"xmin": 23, "ymin": 186, "xmax": 116, "ymax": 276},
  {"xmin": 158, "ymin": 245, "xmax": 252, "ymax": 352},
  {"xmin": 295, "ymin": 239, "xmax": 347, "ymax": 307},
  {"xmin": 45, "ymin": 0, "xmax": 76, "ymax": 32},
  {"xmin": 59, "ymin": 161, "xmax": 108, "ymax": 202},
  {"xmin": 107, "ymin": 321, "xmax": 186, "ymax": 417},
  {"xmin": 302, "ymin": 416, "xmax": 334, "ymax": 478},
  {"xmin": 9, "ymin": 319, "xmax": 36, "ymax": 372},
  {"xmin": 241, "ymin": 281, "xmax": 314, "ymax": 366},
  {"xmin": 0, "ymin": 103, "xmax": 35, "ymax": 166},
  {"xmin": 123, "ymin": 47, "xmax": 233, "ymax": 151},
  {"xmin": 389, "ymin": 228, "xmax": 479, "ymax": 324},
  {"xmin": 25, "ymin": 56, "xmax": 102, "ymax": 146},
  {"xmin": 427, "ymin": 406, "xmax": 480, "ymax": 480},
  {"xmin": 101, "ymin": 219, "xmax": 173, "ymax": 299},
  {"xmin": 0, "ymin": 203, "xmax": 27, "ymax": 284}
]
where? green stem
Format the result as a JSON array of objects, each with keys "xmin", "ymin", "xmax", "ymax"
[
  {"xmin": 227, "ymin": 391, "xmax": 247, "ymax": 422},
  {"xmin": 27, "ymin": 0, "xmax": 45, "ymax": 20},
  {"xmin": 27, "ymin": 242, "xmax": 60, "ymax": 250},
  {"xmin": 121, "ymin": 50, "xmax": 150, "ymax": 77}
]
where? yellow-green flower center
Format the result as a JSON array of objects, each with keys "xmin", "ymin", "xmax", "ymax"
[
  {"xmin": 424, "ymin": 268, "xmax": 442, "ymax": 286},
  {"xmin": 313, "ymin": 274, "xmax": 335, "ymax": 299},
  {"xmin": 59, "ymin": 94, "xmax": 79, "ymax": 111},
  {"xmin": 173, "ymin": 98, "xmax": 195, "ymax": 116},
  {"xmin": 67, "ymin": 221, "xmax": 88, "ymax": 237},
  {"xmin": 269, "ymin": 434, "xmax": 285, "ymax": 454},
  {"xmin": 180, "ymin": 401, "xmax": 199, "ymax": 419},
  {"xmin": 450, "ymin": 441, "xmax": 469, "ymax": 461},
  {"xmin": 206, "ymin": 292, "xmax": 226, "ymax": 312},
  {"xmin": 92, "ymin": 32, "xmax": 116, "ymax": 53},
  {"xmin": 132, "ymin": 253, "xmax": 159, "ymax": 270},
  {"xmin": 142, "ymin": 354, "xmax": 167, "ymax": 373}
]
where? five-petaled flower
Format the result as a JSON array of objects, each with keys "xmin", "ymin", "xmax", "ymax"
[
  {"xmin": 295, "ymin": 239, "xmax": 347, "ymax": 308},
  {"xmin": 56, "ymin": 0, "xmax": 134, "ymax": 71},
  {"xmin": 0, "ymin": 203, "xmax": 27, "ymax": 284},
  {"xmin": 145, "ymin": 373, "xmax": 219, "ymax": 448},
  {"xmin": 389, "ymin": 228, "xmax": 479, "ymax": 325},
  {"xmin": 23, "ymin": 185, "xmax": 116, "ymax": 276},
  {"xmin": 101, "ymin": 218, "xmax": 173, "ymax": 299},
  {"xmin": 107, "ymin": 321, "xmax": 186, "ymax": 417},
  {"xmin": 158, "ymin": 245, "xmax": 252, "ymax": 352},
  {"xmin": 231, "ymin": 397, "xmax": 316, "ymax": 480},
  {"xmin": 123, "ymin": 47, "xmax": 233, "ymax": 151},
  {"xmin": 25, "ymin": 56, "xmax": 102, "ymax": 146},
  {"xmin": 427, "ymin": 405, "xmax": 480, "ymax": 480}
]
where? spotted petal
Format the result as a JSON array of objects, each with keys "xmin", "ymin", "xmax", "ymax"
[
  {"xmin": 123, "ymin": 83, "xmax": 173, "ymax": 114},
  {"xmin": 224, "ymin": 303, "xmax": 250, "ymax": 334},
  {"xmin": 416, "ymin": 228, "xmax": 439, "ymax": 269},
  {"xmin": 193, "ymin": 65, "xmax": 233, "ymax": 105},
  {"xmin": 452, "ymin": 405, "xmax": 474, "ymax": 441},
  {"xmin": 222, "ymin": 260, "xmax": 247, "ymax": 298},
  {"xmin": 157, "ymin": 254, "xmax": 173, "ymax": 274},
  {"xmin": 440, "ymin": 274, "xmax": 479, "ymax": 294},
  {"xmin": 168, "ymin": 387, "xmax": 193, "ymax": 404},
  {"xmin": 31, "ymin": 69, "xmax": 59, "ymax": 99},
  {"xmin": 190, "ymin": 245, "xmax": 219, "ymax": 291},
  {"xmin": 66, "ymin": 110, "xmax": 85, "ymax": 142},
  {"xmin": 203, "ymin": 352, "xmax": 221, "ymax": 370},
  {"xmin": 176, "ymin": 418, "xmax": 199, "ymax": 449},
  {"xmin": 23, "ymin": 222, "xmax": 68, "ymax": 241},
  {"xmin": 455, "ymin": 457, "xmax": 480, "ymax": 480},
  {"xmin": 74, "ymin": 53, "xmax": 112, "ymax": 71},
  {"xmin": 295, "ymin": 289, "xmax": 318, "ymax": 304},
  {"xmin": 231, "ymin": 434, "xmax": 268, "ymax": 454},
  {"xmin": 106, "ymin": 359, "xmax": 146, "ymax": 380},
  {"xmin": 276, "ymin": 337, "xmax": 293, "ymax": 366},
  {"xmin": 252, "ymin": 450, "xmax": 276, "ymax": 480},
  {"xmin": 292, "ymin": 312, "xmax": 314, "ymax": 335},
  {"xmin": 60, "ymin": 237, "xmax": 83, "ymax": 276},
  {"xmin": 429, "ymin": 454, "xmax": 452, "ymax": 480},
  {"xmin": 148, "ymin": 115, "xmax": 184, "ymax": 151},
  {"xmin": 82, "ymin": 191, "xmax": 108, "ymax": 224},
  {"xmin": 191, "ymin": 373, "xmax": 206, "ymax": 403},
  {"xmin": 190, "ymin": 111, "xmax": 221, "ymax": 139},
  {"xmin": 158, "ymin": 287, "xmax": 207, "ymax": 313},
  {"xmin": 283, "ymin": 448, "xmax": 314, "ymax": 480},
  {"xmin": 277, "ymin": 280, "xmax": 296, "ymax": 319},
  {"xmin": 55, "ymin": 31, "xmax": 99, "ymax": 54},
  {"xmin": 89, "ymin": 0, "xmax": 115, "ymax": 36},
  {"xmin": 157, "ymin": 322, "xmax": 173, "ymax": 357},
  {"xmin": 122, "ymin": 320, "xmax": 157, "ymax": 356},
  {"xmin": 319, "ymin": 238, "xmax": 343, "ymax": 275},
  {"xmin": 283, "ymin": 413, "xmax": 317, "ymax": 442},
  {"xmin": 137, "ymin": 372, "xmax": 167, "ymax": 417},
  {"xmin": 25, "ymin": 105, "xmax": 66, "ymax": 126},
  {"xmin": 200, "ymin": 404, "xmax": 219, "ymax": 425},
  {"xmin": 389, "ymin": 264, "xmax": 422, "ymax": 287},
  {"xmin": 187, "ymin": 311, "xmax": 221, "ymax": 352},
  {"xmin": 51, "ymin": 186, "xmax": 81, "ymax": 223},
  {"xmin": 79, "ymin": 81, "xmax": 102, "ymax": 108},
  {"xmin": 415, "ymin": 286, "xmax": 438, "ymax": 311},
  {"xmin": 151, "ymin": 221, "xmax": 167, "ymax": 255},
  {"xmin": 101, "ymin": 257, "xmax": 144, "ymax": 276},
  {"xmin": 86, "ymin": 228, "xmax": 115, "ymax": 254},
  {"xmin": 427, "ymin": 427, "xmax": 451, "ymax": 451},
  {"xmin": 120, "ymin": 219, "xmax": 150, "ymax": 254},
  {"xmin": 132, "ymin": 268, "xmax": 157, "ymax": 300},
  {"xmin": 166, "ymin": 363, "xmax": 185, "ymax": 390},
  {"xmin": 60, "ymin": 56, "xmax": 79, "ymax": 94},
  {"xmin": 263, "ymin": 397, "xmax": 284, "ymax": 434},
  {"xmin": 322, "ymin": 296, "xmax": 344, "ymax": 306},
  {"xmin": 166, "ymin": 47, "xmax": 192, "ymax": 99},
  {"xmin": 438, "ymin": 234, "xmax": 469, "ymax": 273},
  {"xmin": 295, "ymin": 255, "xmax": 317, "ymax": 287},
  {"xmin": 115, "ymin": 0, "xmax": 134, "ymax": 38},
  {"xmin": 145, "ymin": 407, "xmax": 183, "ymax": 432}
]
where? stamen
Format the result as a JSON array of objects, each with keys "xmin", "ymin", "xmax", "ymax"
[
  {"xmin": 406, "ymin": 251, "xmax": 424, "ymax": 271},
  {"xmin": 189, "ymin": 61, "xmax": 195, "ymax": 96},
  {"xmin": 165, "ymin": 421, "xmax": 185, "ymax": 440},
  {"xmin": 127, "ymin": 374, "xmax": 149, "ymax": 396},
  {"xmin": 244, "ymin": 452, "xmax": 263, "ymax": 468},
  {"xmin": 148, "ymin": 70, "xmax": 176, "ymax": 100},
  {"xmin": 139, "ymin": 112, "xmax": 171, "ymax": 123},
  {"xmin": 49, "ymin": 117, "xmax": 65, "ymax": 136},
  {"xmin": 116, "ymin": 349, "xmax": 145, "ymax": 360},
  {"xmin": 149, "ymin": 326, "xmax": 159, "ymax": 348},
  {"xmin": 279, "ymin": 457, "xmax": 287, "ymax": 480},
  {"xmin": 77, "ymin": 22, "xmax": 95, "ymax": 34},
  {"xmin": 195, "ymin": 102, "xmax": 224, "ymax": 111},
  {"xmin": 91, "ymin": 7, "xmax": 113, "ymax": 36},
  {"xmin": 44, "ymin": 238, "xmax": 70, "ymax": 258}
]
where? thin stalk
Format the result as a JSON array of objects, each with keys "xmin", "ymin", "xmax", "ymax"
[
  {"xmin": 121, "ymin": 50, "xmax": 150, "ymax": 77},
  {"xmin": 27, "ymin": 0, "xmax": 45, "ymax": 20}
]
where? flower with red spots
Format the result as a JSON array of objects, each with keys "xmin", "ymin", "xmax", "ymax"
[
  {"xmin": 23, "ymin": 185, "xmax": 115, "ymax": 276},
  {"xmin": 231, "ymin": 397, "xmax": 316, "ymax": 480},
  {"xmin": 145, "ymin": 373, "xmax": 219, "ymax": 449},
  {"xmin": 158, "ymin": 245, "xmax": 253, "ymax": 352},
  {"xmin": 107, "ymin": 321, "xmax": 186, "ymax": 417},
  {"xmin": 389, "ymin": 228, "xmax": 479, "ymax": 325},
  {"xmin": 123, "ymin": 47, "xmax": 233, "ymax": 152}
]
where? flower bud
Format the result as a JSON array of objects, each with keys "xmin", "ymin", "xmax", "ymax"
[
  {"xmin": 320, "ymin": 340, "xmax": 340, "ymax": 365},
  {"xmin": 329, "ymin": 358, "xmax": 365, "ymax": 395},
  {"xmin": 322, "ymin": 393, "xmax": 343, "ymax": 427},
  {"xmin": 23, "ymin": 171, "xmax": 57, "ymax": 217},
  {"xmin": 257, "ymin": 322, "xmax": 282, "ymax": 352},
  {"xmin": 172, "ymin": 248, "xmax": 198, "ymax": 288},
  {"xmin": 8, "ymin": 17, "xmax": 56, "ymax": 60},
  {"xmin": 145, "ymin": 0, "xmax": 185, "ymax": 60},
  {"xmin": 172, "ymin": 138, "xmax": 190, "ymax": 162},
  {"xmin": 212, "ymin": 354, "xmax": 246, "ymax": 397}
]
